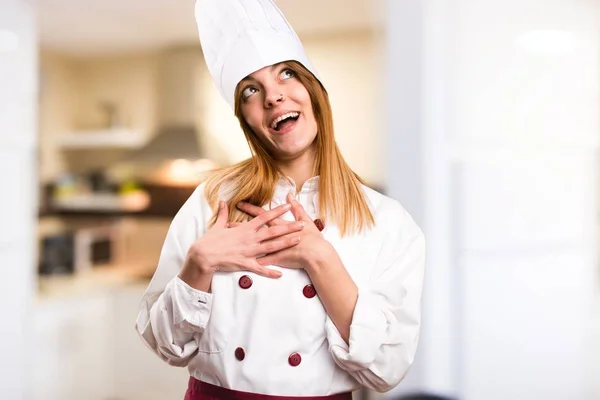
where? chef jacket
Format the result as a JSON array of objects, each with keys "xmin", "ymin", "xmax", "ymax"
[{"xmin": 135, "ymin": 175, "xmax": 426, "ymax": 396}]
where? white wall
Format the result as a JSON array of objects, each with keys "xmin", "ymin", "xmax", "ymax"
[
  {"xmin": 384, "ymin": 0, "xmax": 599, "ymax": 399},
  {"xmin": 39, "ymin": 52, "xmax": 76, "ymax": 182},
  {"xmin": 73, "ymin": 53, "xmax": 160, "ymax": 134},
  {"xmin": 308, "ymin": 31, "xmax": 384, "ymax": 187},
  {"xmin": 0, "ymin": 0, "xmax": 38, "ymax": 398},
  {"xmin": 39, "ymin": 51, "xmax": 162, "ymax": 180}
]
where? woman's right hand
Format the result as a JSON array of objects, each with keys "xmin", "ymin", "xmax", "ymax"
[{"xmin": 178, "ymin": 201, "xmax": 303, "ymax": 290}]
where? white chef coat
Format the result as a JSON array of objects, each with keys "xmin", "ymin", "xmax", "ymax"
[{"xmin": 135, "ymin": 175, "xmax": 426, "ymax": 396}]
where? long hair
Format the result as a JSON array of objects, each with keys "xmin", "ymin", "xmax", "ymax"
[{"xmin": 202, "ymin": 61, "xmax": 374, "ymax": 236}]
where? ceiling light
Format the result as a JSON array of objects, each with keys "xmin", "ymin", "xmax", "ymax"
[{"xmin": 0, "ymin": 30, "xmax": 19, "ymax": 52}]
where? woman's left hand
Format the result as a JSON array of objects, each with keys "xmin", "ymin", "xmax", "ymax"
[{"xmin": 236, "ymin": 193, "xmax": 331, "ymax": 270}]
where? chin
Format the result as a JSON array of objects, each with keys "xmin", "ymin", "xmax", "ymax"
[{"xmin": 273, "ymin": 143, "xmax": 316, "ymax": 160}]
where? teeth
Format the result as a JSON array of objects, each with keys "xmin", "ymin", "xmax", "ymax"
[{"xmin": 271, "ymin": 112, "xmax": 299, "ymax": 129}]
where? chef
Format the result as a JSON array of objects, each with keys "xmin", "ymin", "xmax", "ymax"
[{"xmin": 135, "ymin": 0, "xmax": 426, "ymax": 399}]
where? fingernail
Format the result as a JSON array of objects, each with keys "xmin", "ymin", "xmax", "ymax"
[
  {"xmin": 292, "ymin": 236, "xmax": 300, "ymax": 243},
  {"xmin": 283, "ymin": 203, "xmax": 291, "ymax": 210},
  {"xmin": 297, "ymin": 221, "xmax": 305, "ymax": 228}
]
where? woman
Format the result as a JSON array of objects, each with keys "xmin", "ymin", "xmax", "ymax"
[{"xmin": 135, "ymin": 0, "xmax": 426, "ymax": 399}]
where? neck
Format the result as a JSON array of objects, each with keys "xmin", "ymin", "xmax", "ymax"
[{"xmin": 276, "ymin": 145, "xmax": 317, "ymax": 192}]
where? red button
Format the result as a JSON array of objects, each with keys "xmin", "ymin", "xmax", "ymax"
[
  {"xmin": 303, "ymin": 284, "xmax": 317, "ymax": 299},
  {"xmin": 238, "ymin": 275, "xmax": 253, "ymax": 289},
  {"xmin": 288, "ymin": 352, "xmax": 302, "ymax": 367},
  {"xmin": 313, "ymin": 219, "xmax": 324, "ymax": 232},
  {"xmin": 235, "ymin": 347, "xmax": 245, "ymax": 361}
]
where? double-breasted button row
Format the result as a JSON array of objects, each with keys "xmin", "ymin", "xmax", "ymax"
[
  {"xmin": 234, "ymin": 347, "xmax": 302, "ymax": 366},
  {"xmin": 238, "ymin": 276, "xmax": 317, "ymax": 299}
]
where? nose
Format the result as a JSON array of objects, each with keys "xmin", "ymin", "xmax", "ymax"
[{"xmin": 264, "ymin": 88, "xmax": 284, "ymax": 108}]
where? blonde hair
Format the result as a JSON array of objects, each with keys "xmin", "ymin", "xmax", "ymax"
[{"xmin": 202, "ymin": 61, "xmax": 374, "ymax": 236}]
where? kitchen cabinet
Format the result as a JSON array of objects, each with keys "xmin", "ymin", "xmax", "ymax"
[
  {"xmin": 109, "ymin": 282, "xmax": 189, "ymax": 400},
  {"xmin": 31, "ymin": 280, "xmax": 188, "ymax": 400},
  {"xmin": 31, "ymin": 292, "xmax": 112, "ymax": 400}
]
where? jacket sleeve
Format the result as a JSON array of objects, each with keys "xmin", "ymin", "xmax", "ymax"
[
  {"xmin": 325, "ymin": 198, "xmax": 426, "ymax": 392},
  {"xmin": 135, "ymin": 184, "xmax": 214, "ymax": 367}
]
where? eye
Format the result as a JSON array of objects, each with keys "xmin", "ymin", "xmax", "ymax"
[
  {"xmin": 280, "ymin": 68, "xmax": 295, "ymax": 80},
  {"xmin": 242, "ymin": 86, "xmax": 258, "ymax": 99}
]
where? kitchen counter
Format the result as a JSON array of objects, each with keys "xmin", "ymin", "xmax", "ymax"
[
  {"xmin": 31, "ymin": 264, "xmax": 190, "ymax": 400},
  {"xmin": 36, "ymin": 264, "xmax": 154, "ymax": 303}
]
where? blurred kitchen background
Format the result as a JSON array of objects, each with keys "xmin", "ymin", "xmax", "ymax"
[{"xmin": 1, "ymin": 0, "xmax": 599, "ymax": 399}]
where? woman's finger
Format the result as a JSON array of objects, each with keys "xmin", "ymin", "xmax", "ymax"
[
  {"xmin": 238, "ymin": 201, "xmax": 285, "ymax": 226},
  {"xmin": 214, "ymin": 201, "xmax": 229, "ymax": 229},
  {"xmin": 256, "ymin": 221, "xmax": 304, "ymax": 242},
  {"xmin": 255, "ymin": 234, "xmax": 299, "ymax": 256},
  {"xmin": 246, "ymin": 261, "xmax": 282, "ymax": 278},
  {"xmin": 237, "ymin": 202, "xmax": 265, "ymax": 217},
  {"xmin": 286, "ymin": 193, "xmax": 312, "ymax": 222},
  {"xmin": 249, "ymin": 203, "xmax": 291, "ymax": 230},
  {"xmin": 256, "ymin": 253, "xmax": 280, "ymax": 267},
  {"xmin": 228, "ymin": 221, "xmax": 269, "ymax": 231}
]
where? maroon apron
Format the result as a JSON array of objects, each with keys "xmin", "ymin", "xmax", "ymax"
[{"xmin": 185, "ymin": 377, "xmax": 353, "ymax": 400}]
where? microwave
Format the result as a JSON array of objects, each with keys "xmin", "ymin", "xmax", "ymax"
[
  {"xmin": 73, "ymin": 225, "xmax": 126, "ymax": 272},
  {"xmin": 39, "ymin": 223, "xmax": 129, "ymax": 276}
]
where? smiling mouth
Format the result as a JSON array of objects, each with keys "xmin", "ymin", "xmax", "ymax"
[{"xmin": 270, "ymin": 112, "xmax": 300, "ymax": 132}]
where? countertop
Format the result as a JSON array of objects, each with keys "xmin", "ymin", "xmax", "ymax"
[{"xmin": 36, "ymin": 264, "xmax": 154, "ymax": 303}]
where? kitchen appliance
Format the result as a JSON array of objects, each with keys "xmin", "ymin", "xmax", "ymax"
[
  {"xmin": 73, "ymin": 225, "xmax": 119, "ymax": 271},
  {"xmin": 39, "ymin": 233, "xmax": 75, "ymax": 276},
  {"xmin": 38, "ymin": 222, "xmax": 131, "ymax": 276},
  {"xmin": 125, "ymin": 47, "xmax": 216, "ymax": 166}
]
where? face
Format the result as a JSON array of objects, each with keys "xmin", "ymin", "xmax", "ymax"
[{"xmin": 238, "ymin": 63, "xmax": 318, "ymax": 161}]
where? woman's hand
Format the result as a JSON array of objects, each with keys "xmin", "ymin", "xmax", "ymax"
[
  {"xmin": 179, "ymin": 201, "xmax": 304, "ymax": 289},
  {"xmin": 237, "ymin": 193, "xmax": 333, "ymax": 271}
]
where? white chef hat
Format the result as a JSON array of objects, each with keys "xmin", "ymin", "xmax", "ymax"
[{"xmin": 195, "ymin": 0, "xmax": 320, "ymax": 109}]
